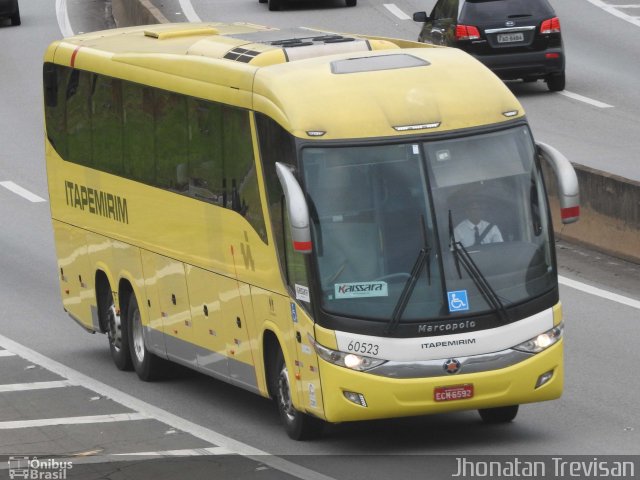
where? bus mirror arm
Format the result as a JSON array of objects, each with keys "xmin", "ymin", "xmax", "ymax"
[
  {"xmin": 275, "ymin": 162, "xmax": 313, "ymax": 254},
  {"xmin": 536, "ymin": 142, "xmax": 580, "ymax": 224}
]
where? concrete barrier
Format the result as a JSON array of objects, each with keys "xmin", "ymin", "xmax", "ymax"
[
  {"xmin": 111, "ymin": 2, "xmax": 640, "ymax": 264},
  {"xmin": 544, "ymin": 163, "xmax": 640, "ymax": 263},
  {"xmin": 111, "ymin": 0, "xmax": 168, "ymax": 27}
]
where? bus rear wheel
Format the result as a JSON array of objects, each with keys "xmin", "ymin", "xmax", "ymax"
[
  {"xmin": 127, "ymin": 293, "xmax": 164, "ymax": 381},
  {"xmin": 104, "ymin": 290, "xmax": 132, "ymax": 371},
  {"xmin": 268, "ymin": 0, "xmax": 281, "ymax": 11},
  {"xmin": 275, "ymin": 352, "xmax": 323, "ymax": 440},
  {"xmin": 478, "ymin": 405, "xmax": 519, "ymax": 423}
]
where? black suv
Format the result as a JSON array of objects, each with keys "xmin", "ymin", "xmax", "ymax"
[
  {"xmin": 0, "ymin": 0, "xmax": 20, "ymax": 26},
  {"xmin": 413, "ymin": 0, "xmax": 564, "ymax": 91}
]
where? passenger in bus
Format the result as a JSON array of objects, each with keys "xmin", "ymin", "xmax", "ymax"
[{"xmin": 454, "ymin": 200, "xmax": 503, "ymax": 248}]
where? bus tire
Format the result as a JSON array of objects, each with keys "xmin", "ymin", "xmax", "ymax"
[
  {"xmin": 478, "ymin": 405, "xmax": 519, "ymax": 423},
  {"xmin": 275, "ymin": 351, "xmax": 323, "ymax": 440},
  {"xmin": 127, "ymin": 293, "xmax": 164, "ymax": 381},
  {"xmin": 346, "ymin": 0, "xmax": 357, "ymax": 6},
  {"xmin": 103, "ymin": 288, "xmax": 133, "ymax": 371}
]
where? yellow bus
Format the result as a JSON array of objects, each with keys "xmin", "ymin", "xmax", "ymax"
[{"xmin": 43, "ymin": 22, "xmax": 579, "ymax": 439}]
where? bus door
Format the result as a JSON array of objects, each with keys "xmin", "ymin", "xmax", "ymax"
[
  {"xmin": 141, "ymin": 251, "xmax": 195, "ymax": 367},
  {"xmin": 220, "ymin": 277, "xmax": 259, "ymax": 392},
  {"xmin": 187, "ymin": 266, "xmax": 258, "ymax": 391}
]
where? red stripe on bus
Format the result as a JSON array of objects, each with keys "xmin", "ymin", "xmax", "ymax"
[
  {"xmin": 561, "ymin": 206, "xmax": 580, "ymax": 219},
  {"xmin": 294, "ymin": 241, "xmax": 312, "ymax": 252},
  {"xmin": 70, "ymin": 47, "xmax": 81, "ymax": 68}
]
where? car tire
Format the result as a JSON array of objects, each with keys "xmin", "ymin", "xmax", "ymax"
[
  {"xmin": 259, "ymin": 0, "xmax": 267, "ymax": 3},
  {"xmin": 478, "ymin": 405, "xmax": 519, "ymax": 423},
  {"xmin": 546, "ymin": 72, "xmax": 565, "ymax": 92},
  {"xmin": 127, "ymin": 292, "xmax": 165, "ymax": 381},
  {"xmin": 346, "ymin": 0, "xmax": 357, "ymax": 6},
  {"xmin": 11, "ymin": 9, "xmax": 21, "ymax": 26},
  {"xmin": 274, "ymin": 351, "xmax": 324, "ymax": 440},
  {"xmin": 268, "ymin": 0, "xmax": 281, "ymax": 11}
]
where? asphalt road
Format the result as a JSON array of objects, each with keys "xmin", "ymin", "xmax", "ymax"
[{"xmin": 0, "ymin": 1, "xmax": 639, "ymax": 479}]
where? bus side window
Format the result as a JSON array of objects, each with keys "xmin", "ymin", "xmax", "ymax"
[
  {"xmin": 66, "ymin": 70, "xmax": 93, "ymax": 168},
  {"xmin": 91, "ymin": 76, "xmax": 123, "ymax": 176},
  {"xmin": 155, "ymin": 90, "xmax": 188, "ymax": 190},
  {"xmin": 43, "ymin": 64, "xmax": 70, "ymax": 158},
  {"xmin": 123, "ymin": 83, "xmax": 155, "ymax": 185}
]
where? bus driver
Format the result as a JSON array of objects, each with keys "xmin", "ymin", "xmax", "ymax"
[{"xmin": 454, "ymin": 199, "xmax": 503, "ymax": 248}]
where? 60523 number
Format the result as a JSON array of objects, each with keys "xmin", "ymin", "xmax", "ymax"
[{"xmin": 347, "ymin": 340, "xmax": 379, "ymax": 356}]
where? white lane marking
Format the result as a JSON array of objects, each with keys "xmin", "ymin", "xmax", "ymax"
[
  {"xmin": 585, "ymin": 0, "xmax": 640, "ymax": 28},
  {"xmin": 178, "ymin": 0, "xmax": 202, "ymax": 22},
  {"xmin": 113, "ymin": 446, "xmax": 231, "ymax": 457},
  {"xmin": 559, "ymin": 276, "xmax": 640, "ymax": 310},
  {"xmin": 0, "ymin": 182, "xmax": 47, "ymax": 203},
  {"xmin": 558, "ymin": 91, "xmax": 614, "ymax": 109},
  {"xmin": 0, "ymin": 334, "xmax": 337, "ymax": 480},
  {"xmin": 384, "ymin": 3, "xmax": 411, "ymax": 20},
  {"xmin": 0, "ymin": 413, "xmax": 148, "ymax": 430},
  {"xmin": 0, "ymin": 381, "xmax": 73, "ymax": 393},
  {"xmin": 55, "ymin": 0, "xmax": 74, "ymax": 37},
  {"xmin": 0, "ymin": 350, "xmax": 16, "ymax": 357}
]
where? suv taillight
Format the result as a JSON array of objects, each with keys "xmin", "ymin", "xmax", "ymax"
[
  {"xmin": 456, "ymin": 24, "xmax": 481, "ymax": 41},
  {"xmin": 540, "ymin": 17, "xmax": 561, "ymax": 34}
]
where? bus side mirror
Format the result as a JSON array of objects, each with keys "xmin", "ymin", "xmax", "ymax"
[
  {"xmin": 536, "ymin": 142, "xmax": 580, "ymax": 224},
  {"xmin": 413, "ymin": 12, "xmax": 430, "ymax": 22},
  {"xmin": 275, "ymin": 162, "xmax": 312, "ymax": 254}
]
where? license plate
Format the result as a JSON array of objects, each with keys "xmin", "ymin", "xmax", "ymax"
[
  {"xmin": 434, "ymin": 384, "xmax": 474, "ymax": 402},
  {"xmin": 497, "ymin": 32, "xmax": 524, "ymax": 43}
]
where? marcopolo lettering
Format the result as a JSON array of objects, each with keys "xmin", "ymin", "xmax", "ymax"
[
  {"xmin": 64, "ymin": 180, "xmax": 129, "ymax": 224},
  {"xmin": 418, "ymin": 320, "xmax": 477, "ymax": 334}
]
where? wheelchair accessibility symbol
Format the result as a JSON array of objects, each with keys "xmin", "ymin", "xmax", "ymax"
[{"xmin": 448, "ymin": 290, "xmax": 469, "ymax": 312}]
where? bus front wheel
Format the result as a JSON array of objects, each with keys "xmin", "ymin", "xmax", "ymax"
[
  {"xmin": 478, "ymin": 405, "xmax": 519, "ymax": 423},
  {"xmin": 127, "ymin": 293, "xmax": 164, "ymax": 381},
  {"xmin": 275, "ymin": 352, "xmax": 323, "ymax": 440}
]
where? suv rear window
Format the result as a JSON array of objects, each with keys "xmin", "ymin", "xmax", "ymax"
[{"xmin": 460, "ymin": 0, "xmax": 555, "ymax": 23}]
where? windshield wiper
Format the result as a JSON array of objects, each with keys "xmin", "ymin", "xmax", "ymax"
[
  {"xmin": 384, "ymin": 215, "xmax": 431, "ymax": 335},
  {"xmin": 448, "ymin": 210, "xmax": 510, "ymax": 324}
]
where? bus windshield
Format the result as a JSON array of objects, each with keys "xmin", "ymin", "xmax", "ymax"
[{"xmin": 301, "ymin": 125, "xmax": 554, "ymax": 322}]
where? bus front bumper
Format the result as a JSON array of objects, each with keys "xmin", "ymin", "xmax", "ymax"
[{"xmin": 317, "ymin": 340, "xmax": 563, "ymax": 423}]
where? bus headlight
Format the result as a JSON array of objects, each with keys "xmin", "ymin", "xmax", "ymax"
[
  {"xmin": 308, "ymin": 334, "xmax": 386, "ymax": 372},
  {"xmin": 513, "ymin": 322, "xmax": 563, "ymax": 353}
]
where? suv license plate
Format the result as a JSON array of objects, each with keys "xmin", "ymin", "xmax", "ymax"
[
  {"xmin": 497, "ymin": 32, "xmax": 524, "ymax": 43},
  {"xmin": 434, "ymin": 384, "xmax": 474, "ymax": 402}
]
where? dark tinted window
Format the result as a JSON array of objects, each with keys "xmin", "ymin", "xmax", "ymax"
[
  {"xmin": 43, "ymin": 63, "xmax": 267, "ymax": 243},
  {"xmin": 66, "ymin": 70, "xmax": 93, "ymax": 167},
  {"xmin": 433, "ymin": 0, "xmax": 459, "ymax": 20},
  {"xmin": 461, "ymin": 0, "xmax": 554, "ymax": 23},
  {"xmin": 255, "ymin": 114, "xmax": 298, "ymax": 281}
]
